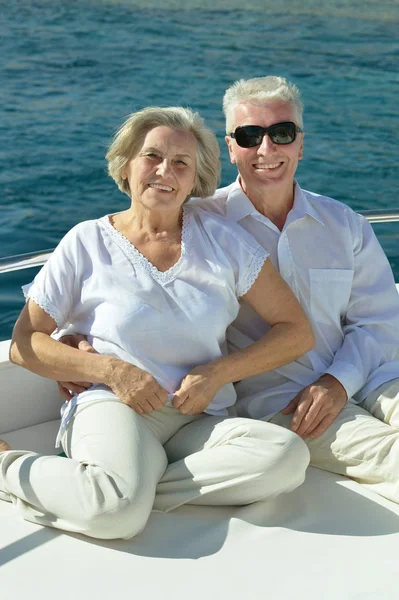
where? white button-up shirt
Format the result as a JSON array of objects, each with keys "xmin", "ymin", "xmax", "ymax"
[{"xmin": 191, "ymin": 180, "xmax": 399, "ymax": 420}]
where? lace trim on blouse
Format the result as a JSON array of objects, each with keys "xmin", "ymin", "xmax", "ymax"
[
  {"xmin": 99, "ymin": 206, "xmax": 193, "ymax": 285},
  {"xmin": 23, "ymin": 290, "xmax": 62, "ymax": 328},
  {"xmin": 237, "ymin": 247, "xmax": 268, "ymax": 297}
]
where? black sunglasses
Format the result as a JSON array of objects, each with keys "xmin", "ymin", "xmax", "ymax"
[{"xmin": 230, "ymin": 121, "xmax": 303, "ymax": 148}]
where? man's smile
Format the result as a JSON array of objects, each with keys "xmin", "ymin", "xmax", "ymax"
[{"xmin": 254, "ymin": 162, "xmax": 283, "ymax": 170}]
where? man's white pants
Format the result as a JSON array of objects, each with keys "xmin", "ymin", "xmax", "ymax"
[
  {"xmin": 0, "ymin": 400, "xmax": 309, "ymax": 540},
  {"xmin": 269, "ymin": 378, "xmax": 399, "ymax": 504}
]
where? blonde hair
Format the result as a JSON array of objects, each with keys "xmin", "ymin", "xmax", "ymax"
[
  {"xmin": 223, "ymin": 76, "xmax": 304, "ymax": 133},
  {"xmin": 106, "ymin": 106, "xmax": 220, "ymax": 198}
]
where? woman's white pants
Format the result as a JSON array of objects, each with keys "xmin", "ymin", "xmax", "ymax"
[{"xmin": 0, "ymin": 400, "xmax": 309, "ymax": 540}]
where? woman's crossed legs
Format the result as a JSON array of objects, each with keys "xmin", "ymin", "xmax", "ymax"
[{"xmin": 0, "ymin": 399, "xmax": 309, "ymax": 539}]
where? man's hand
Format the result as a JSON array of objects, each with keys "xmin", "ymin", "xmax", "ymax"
[
  {"xmin": 57, "ymin": 334, "xmax": 96, "ymax": 400},
  {"xmin": 172, "ymin": 365, "xmax": 223, "ymax": 415},
  {"xmin": 281, "ymin": 374, "xmax": 348, "ymax": 439},
  {"xmin": 108, "ymin": 362, "xmax": 168, "ymax": 414}
]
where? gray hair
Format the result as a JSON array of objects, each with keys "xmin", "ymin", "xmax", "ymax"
[
  {"xmin": 106, "ymin": 106, "xmax": 220, "ymax": 199},
  {"xmin": 223, "ymin": 76, "xmax": 304, "ymax": 133}
]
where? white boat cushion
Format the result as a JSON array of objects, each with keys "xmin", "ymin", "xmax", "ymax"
[{"xmin": 1, "ymin": 419, "xmax": 399, "ymax": 599}]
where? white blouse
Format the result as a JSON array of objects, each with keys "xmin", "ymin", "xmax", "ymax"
[{"xmin": 25, "ymin": 205, "xmax": 268, "ymax": 420}]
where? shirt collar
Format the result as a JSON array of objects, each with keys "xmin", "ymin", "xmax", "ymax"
[
  {"xmin": 225, "ymin": 178, "xmax": 264, "ymax": 223},
  {"xmin": 290, "ymin": 183, "xmax": 325, "ymax": 226},
  {"xmin": 225, "ymin": 177, "xmax": 325, "ymax": 227}
]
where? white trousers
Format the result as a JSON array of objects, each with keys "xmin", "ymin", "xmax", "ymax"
[
  {"xmin": 269, "ymin": 378, "xmax": 399, "ymax": 504},
  {"xmin": 0, "ymin": 400, "xmax": 309, "ymax": 540}
]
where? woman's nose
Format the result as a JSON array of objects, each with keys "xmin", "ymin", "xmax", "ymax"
[{"xmin": 156, "ymin": 159, "xmax": 171, "ymax": 176}]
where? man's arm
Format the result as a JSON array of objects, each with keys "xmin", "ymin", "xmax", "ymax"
[
  {"xmin": 283, "ymin": 215, "xmax": 399, "ymax": 438},
  {"xmin": 56, "ymin": 334, "xmax": 95, "ymax": 400},
  {"xmin": 324, "ymin": 217, "xmax": 399, "ymax": 399}
]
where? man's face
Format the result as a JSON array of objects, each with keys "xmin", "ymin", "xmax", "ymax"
[{"xmin": 225, "ymin": 100, "xmax": 304, "ymax": 201}]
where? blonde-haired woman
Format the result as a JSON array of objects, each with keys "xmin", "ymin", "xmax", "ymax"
[{"xmin": 3, "ymin": 107, "xmax": 313, "ymax": 540}]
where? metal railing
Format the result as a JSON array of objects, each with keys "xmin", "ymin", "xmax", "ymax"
[
  {"xmin": 360, "ymin": 210, "xmax": 399, "ymax": 224},
  {"xmin": 1, "ymin": 209, "xmax": 399, "ymax": 275},
  {"xmin": 0, "ymin": 249, "xmax": 54, "ymax": 275}
]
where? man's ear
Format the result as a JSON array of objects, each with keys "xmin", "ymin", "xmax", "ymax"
[
  {"xmin": 298, "ymin": 131, "xmax": 305, "ymax": 160},
  {"xmin": 225, "ymin": 135, "xmax": 236, "ymax": 164}
]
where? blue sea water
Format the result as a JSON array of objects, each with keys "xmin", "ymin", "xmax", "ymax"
[{"xmin": 0, "ymin": 0, "xmax": 398, "ymax": 341}]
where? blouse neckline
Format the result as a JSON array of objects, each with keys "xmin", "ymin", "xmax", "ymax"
[{"xmin": 99, "ymin": 205, "xmax": 193, "ymax": 285}]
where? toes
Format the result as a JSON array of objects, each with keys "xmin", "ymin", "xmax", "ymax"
[{"xmin": 0, "ymin": 440, "xmax": 11, "ymax": 451}]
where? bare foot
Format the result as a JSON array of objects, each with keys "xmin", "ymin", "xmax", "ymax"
[{"xmin": 0, "ymin": 440, "xmax": 11, "ymax": 452}]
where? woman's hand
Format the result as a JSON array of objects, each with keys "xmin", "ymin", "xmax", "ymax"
[
  {"xmin": 172, "ymin": 365, "xmax": 224, "ymax": 415},
  {"xmin": 10, "ymin": 302, "xmax": 168, "ymax": 416},
  {"xmin": 108, "ymin": 361, "xmax": 169, "ymax": 415},
  {"xmin": 56, "ymin": 333, "xmax": 168, "ymax": 414}
]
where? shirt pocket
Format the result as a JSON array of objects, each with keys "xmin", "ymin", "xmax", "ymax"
[{"xmin": 309, "ymin": 269, "xmax": 354, "ymax": 324}]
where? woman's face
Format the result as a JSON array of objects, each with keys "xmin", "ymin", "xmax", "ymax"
[{"xmin": 122, "ymin": 126, "xmax": 197, "ymax": 212}]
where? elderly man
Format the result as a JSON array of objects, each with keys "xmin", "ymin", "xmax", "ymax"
[
  {"xmin": 192, "ymin": 75, "xmax": 399, "ymax": 503},
  {"xmin": 59, "ymin": 76, "xmax": 399, "ymax": 503}
]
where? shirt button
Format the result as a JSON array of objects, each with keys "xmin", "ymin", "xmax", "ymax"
[{"xmin": 285, "ymin": 271, "xmax": 292, "ymax": 277}]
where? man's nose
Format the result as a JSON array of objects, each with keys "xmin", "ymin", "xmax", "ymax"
[{"xmin": 258, "ymin": 133, "xmax": 276, "ymax": 153}]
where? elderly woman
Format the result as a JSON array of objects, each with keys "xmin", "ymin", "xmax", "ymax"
[{"xmin": 1, "ymin": 107, "xmax": 314, "ymax": 540}]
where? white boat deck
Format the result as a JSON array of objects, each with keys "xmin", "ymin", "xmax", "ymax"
[{"xmin": 1, "ymin": 338, "xmax": 399, "ymax": 599}]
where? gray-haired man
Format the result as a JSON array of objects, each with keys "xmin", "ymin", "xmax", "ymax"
[{"xmin": 191, "ymin": 75, "xmax": 399, "ymax": 503}]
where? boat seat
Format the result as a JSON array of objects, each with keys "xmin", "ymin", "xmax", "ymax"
[
  {"xmin": 1, "ymin": 340, "xmax": 399, "ymax": 598},
  {"xmin": 2, "ymin": 419, "xmax": 61, "ymax": 455},
  {"xmin": 2, "ymin": 411, "xmax": 399, "ymax": 599}
]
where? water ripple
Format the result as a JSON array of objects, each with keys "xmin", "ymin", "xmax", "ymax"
[{"xmin": 0, "ymin": 0, "xmax": 398, "ymax": 340}]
